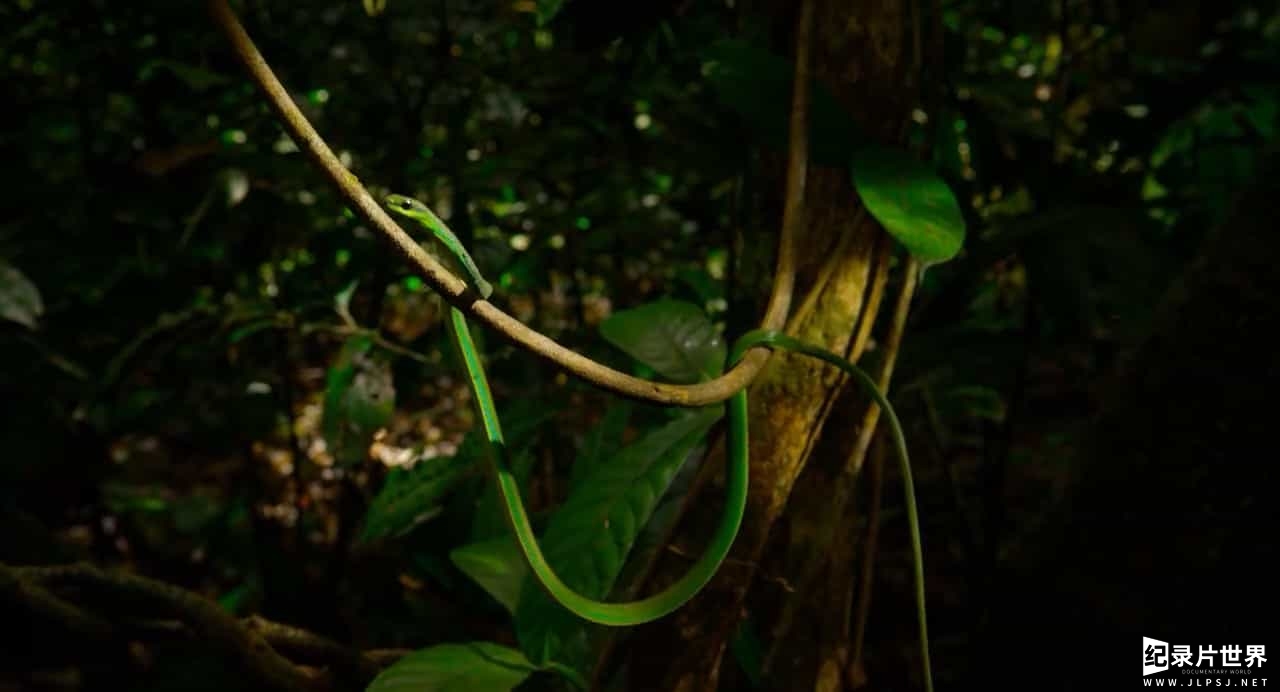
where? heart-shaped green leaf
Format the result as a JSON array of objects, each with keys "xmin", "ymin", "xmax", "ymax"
[
  {"xmin": 599, "ymin": 299, "xmax": 725, "ymax": 383},
  {"xmin": 851, "ymin": 144, "xmax": 966, "ymax": 264},
  {"xmin": 516, "ymin": 407, "xmax": 722, "ymax": 667},
  {"xmin": 367, "ymin": 642, "xmax": 537, "ymax": 692}
]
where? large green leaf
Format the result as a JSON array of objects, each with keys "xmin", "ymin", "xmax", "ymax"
[
  {"xmin": 599, "ymin": 300, "xmax": 725, "ymax": 383},
  {"xmin": 0, "ymin": 260, "xmax": 43, "ymax": 330},
  {"xmin": 469, "ymin": 396, "xmax": 558, "ymax": 542},
  {"xmin": 852, "ymin": 144, "xmax": 966, "ymax": 264},
  {"xmin": 366, "ymin": 642, "xmax": 537, "ymax": 692},
  {"xmin": 450, "ymin": 536, "xmax": 527, "ymax": 614},
  {"xmin": 321, "ymin": 334, "xmax": 395, "ymax": 466},
  {"xmin": 359, "ymin": 451, "xmax": 478, "ymax": 542},
  {"xmin": 516, "ymin": 407, "xmax": 723, "ymax": 666},
  {"xmin": 567, "ymin": 402, "xmax": 632, "ymax": 493},
  {"xmin": 702, "ymin": 39, "xmax": 864, "ymax": 167},
  {"xmin": 470, "ymin": 447, "xmax": 535, "ymax": 542}
]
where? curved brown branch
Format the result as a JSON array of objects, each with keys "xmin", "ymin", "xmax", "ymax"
[
  {"xmin": 6, "ymin": 561, "xmax": 417, "ymax": 689},
  {"xmin": 18, "ymin": 563, "xmax": 321, "ymax": 692},
  {"xmin": 7, "ymin": 561, "xmax": 413, "ymax": 689},
  {"xmin": 244, "ymin": 616, "xmax": 407, "ymax": 687},
  {"xmin": 0, "ymin": 562, "xmax": 114, "ymax": 639},
  {"xmin": 206, "ymin": 0, "xmax": 803, "ymax": 407}
]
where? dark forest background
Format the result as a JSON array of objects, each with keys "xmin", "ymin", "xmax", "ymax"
[{"xmin": 2, "ymin": 0, "xmax": 1277, "ymax": 690}]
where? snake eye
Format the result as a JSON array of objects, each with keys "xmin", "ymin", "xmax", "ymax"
[{"xmin": 400, "ymin": 199, "xmax": 413, "ymax": 210}]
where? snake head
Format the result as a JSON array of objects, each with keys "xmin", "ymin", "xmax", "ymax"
[{"xmin": 384, "ymin": 193, "xmax": 429, "ymax": 216}]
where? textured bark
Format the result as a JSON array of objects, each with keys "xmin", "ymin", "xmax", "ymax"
[
  {"xmin": 756, "ymin": 394, "xmax": 880, "ymax": 691},
  {"xmin": 626, "ymin": 3, "xmax": 909, "ymax": 689}
]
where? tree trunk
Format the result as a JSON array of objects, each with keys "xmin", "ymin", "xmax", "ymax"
[{"xmin": 626, "ymin": 2, "xmax": 910, "ymax": 689}]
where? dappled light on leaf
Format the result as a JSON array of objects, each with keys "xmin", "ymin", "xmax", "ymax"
[{"xmin": 852, "ymin": 145, "xmax": 967, "ymax": 264}]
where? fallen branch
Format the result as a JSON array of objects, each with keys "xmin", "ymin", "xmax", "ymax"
[
  {"xmin": 17, "ymin": 563, "xmax": 320, "ymax": 691},
  {"xmin": 6, "ymin": 563, "xmax": 409, "ymax": 692},
  {"xmin": 0, "ymin": 562, "xmax": 114, "ymax": 640}
]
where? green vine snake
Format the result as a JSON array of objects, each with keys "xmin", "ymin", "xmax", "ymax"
[{"xmin": 385, "ymin": 194, "xmax": 933, "ymax": 691}]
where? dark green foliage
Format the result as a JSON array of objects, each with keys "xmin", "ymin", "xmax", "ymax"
[
  {"xmin": 702, "ymin": 38, "xmax": 864, "ymax": 166},
  {"xmin": 851, "ymin": 144, "xmax": 967, "ymax": 264},
  {"xmin": 366, "ymin": 642, "xmax": 539, "ymax": 692},
  {"xmin": 599, "ymin": 299, "xmax": 726, "ymax": 383},
  {"xmin": 515, "ymin": 407, "xmax": 722, "ymax": 668},
  {"xmin": 1, "ymin": 0, "xmax": 1275, "ymax": 689}
]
